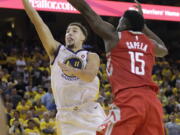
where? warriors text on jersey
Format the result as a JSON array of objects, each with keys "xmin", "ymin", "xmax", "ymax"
[
  {"xmin": 106, "ymin": 31, "xmax": 158, "ymax": 95},
  {"xmin": 51, "ymin": 45, "xmax": 99, "ymax": 110}
]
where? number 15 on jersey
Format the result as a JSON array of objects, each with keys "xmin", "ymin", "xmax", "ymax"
[
  {"xmin": 128, "ymin": 51, "xmax": 145, "ymax": 75},
  {"xmin": 106, "ymin": 51, "xmax": 145, "ymax": 76}
]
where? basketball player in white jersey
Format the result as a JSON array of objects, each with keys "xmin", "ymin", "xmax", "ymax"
[
  {"xmin": 21, "ymin": 0, "xmax": 106, "ymax": 135},
  {"xmin": 0, "ymin": 98, "xmax": 8, "ymax": 135}
]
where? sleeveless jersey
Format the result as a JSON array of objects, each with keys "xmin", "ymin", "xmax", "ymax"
[
  {"xmin": 51, "ymin": 45, "xmax": 99, "ymax": 110},
  {"xmin": 106, "ymin": 31, "xmax": 158, "ymax": 95}
]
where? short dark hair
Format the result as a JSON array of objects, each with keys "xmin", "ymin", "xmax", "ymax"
[
  {"xmin": 123, "ymin": 10, "xmax": 144, "ymax": 31},
  {"xmin": 68, "ymin": 22, "xmax": 88, "ymax": 41}
]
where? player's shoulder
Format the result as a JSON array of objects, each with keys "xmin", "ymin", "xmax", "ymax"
[
  {"xmin": 88, "ymin": 52, "xmax": 99, "ymax": 57},
  {"xmin": 87, "ymin": 52, "xmax": 100, "ymax": 61}
]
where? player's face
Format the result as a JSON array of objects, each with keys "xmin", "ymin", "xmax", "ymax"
[
  {"xmin": 65, "ymin": 25, "xmax": 85, "ymax": 49},
  {"xmin": 117, "ymin": 17, "xmax": 129, "ymax": 32}
]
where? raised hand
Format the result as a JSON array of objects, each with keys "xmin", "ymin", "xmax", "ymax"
[{"xmin": 134, "ymin": 0, "xmax": 143, "ymax": 15}]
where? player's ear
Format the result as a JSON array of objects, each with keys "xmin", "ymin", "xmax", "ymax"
[{"xmin": 81, "ymin": 34, "xmax": 86, "ymax": 43}]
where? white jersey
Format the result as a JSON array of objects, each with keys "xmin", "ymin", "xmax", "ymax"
[{"xmin": 50, "ymin": 45, "xmax": 99, "ymax": 110}]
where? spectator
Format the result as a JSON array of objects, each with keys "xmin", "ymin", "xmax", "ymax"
[
  {"xmin": 34, "ymin": 100, "xmax": 47, "ymax": 118},
  {"xmin": 5, "ymin": 102, "xmax": 13, "ymax": 126},
  {"xmin": 40, "ymin": 112, "xmax": 55, "ymax": 135},
  {"xmin": 9, "ymin": 120, "xmax": 24, "ymax": 135},
  {"xmin": 10, "ymin": 111, "xmax": 24, "ymax": 127},
  {"xmin": 11, "ymin": 88, "xmax": 22, "ymax": 109},
  {"xmin": 41, "ymin": 88, "xmax": 56, "ymax": 111},
  {"xmin": 33, "ymin": 87, "xmax": 45, "ymax": 102},
  {"xmin": 23, "ymin": 110, "xmax": 40, "ymax": 129},
  {"xmin": 24, "ymin": 119, "xmax": 40, "ymax": 135},
  {"xmin": 16, "ymin": 99, "xmax": 30, "ymax": 119},
  {"xmin": 165, "ymin": 113, "xmax": 180, "ymax": 135}
]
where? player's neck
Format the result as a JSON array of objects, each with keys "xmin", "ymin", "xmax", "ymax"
[{"xmin": 71, "ymin": 46, "xmax": 83, "ymax": 52}]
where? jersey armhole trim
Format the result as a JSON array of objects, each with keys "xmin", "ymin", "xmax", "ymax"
[
  {"xmin": 118, "ymin": 32, "xmax": 122, "ymax": 40},
  {"xmin": 86, "ymin": 51, "xmax": 89, "ymax": 63},
  {"xmin": 51, "ymin": 45, "xmax": 61, "ymax": 65}
]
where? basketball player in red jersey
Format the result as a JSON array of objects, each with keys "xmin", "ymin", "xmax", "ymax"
[{"xmin": 68, "ymin": 0, "xmax": 168, "ymax": 135}]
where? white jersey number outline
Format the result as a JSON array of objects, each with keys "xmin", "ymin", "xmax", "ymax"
[{"xmin": 128, "ymin": 51, "xmax": 145, "ymax": 75}]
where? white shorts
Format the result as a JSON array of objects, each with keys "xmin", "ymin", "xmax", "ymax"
[{"xmin": 56, "ymin": 102, "xmax": 106, "ymax": 135}]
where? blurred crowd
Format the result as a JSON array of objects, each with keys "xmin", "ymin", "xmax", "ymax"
[
  {"xmin": 153, "ymin": 59, "xmax": 180, "ymax": 134},
  {"xmin": 0, "ymin": 35, "xmax": 57, "ymax": 135},
  {"xmin": 0, "ymin": 33, "xmax": 180, "ymax": 135}
]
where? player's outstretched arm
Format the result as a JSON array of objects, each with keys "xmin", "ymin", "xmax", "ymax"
[
  {"xmin": 134, "ymin": 0, "xmax": 168, "ymax": 57},
  {"xmin": 143, "ymin": 25, "xmax": 168, "ymax": 57},
  {"xmin": 21, "ymin": 0, "xmax": 60, "ymax": 62},
  {"xmin": 67, "ymin": 0, "xmax": 118, "ymax": 42},
  {"xmin": 0, "ymin": 98, "xmax": 8, "ymax": 135},
  {"xmin": 74, "ymin": 52, "xmax": 100, "ymax": 82}
]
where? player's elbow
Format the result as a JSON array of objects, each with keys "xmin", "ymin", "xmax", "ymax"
[
  {"xmin": 163, "ymin": 48, "xmax": 168, "ymax": 56},
  {"xmin": 84, "ymin": 79, "xmax": 93, "ymax": 83},
  {"xmin": 82, "ymin": 72, "xmax": 97, "ymax": 82},
  {"xmin": 83, "ymin": 75, "xmax": 95, "ymax": 82},
  {"xmin": 156, "ymin": 48, "xmax": 168, "ymax": 57}
]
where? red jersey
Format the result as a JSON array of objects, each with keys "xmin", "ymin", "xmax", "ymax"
[{"xmin": 106, "ymin": 31, "xmax": 158, "ymax": 95}]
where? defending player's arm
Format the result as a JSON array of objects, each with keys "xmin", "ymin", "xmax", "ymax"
[
  {"xmin": 67, "ymin": 0, "xmax": 119, "ymax": 51},
  {"xmin": 134, "ymin": 0, "xmax": 168, "ymax": 57},
  {"xmin": 58, "ymin": 53, "xmax": 100, "ymax": 82},
  {"xmin": 0, "ymin": 98, "xmax": 8, "ymax": 135},
  {"xmin": 143, "ymin": 26, "xmax": 168, "ymax": 57},
  {"xmin": 21, "ymin": 0, "xmax": 60, "ymax": 62}
]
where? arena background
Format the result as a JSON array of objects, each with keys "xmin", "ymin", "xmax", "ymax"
[{"xmin": 0, "ymin": 0, "xmax": 180, "ymax": 135}]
